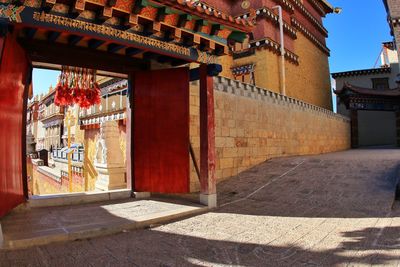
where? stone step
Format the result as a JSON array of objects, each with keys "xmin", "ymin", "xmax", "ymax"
[
  {"xmin": 0, "ymin": 198, "xmax": 207, "ymax": 250},
  {"xmin": 26, "ymin": 189, "xmax": 132, "ymax": 208}
]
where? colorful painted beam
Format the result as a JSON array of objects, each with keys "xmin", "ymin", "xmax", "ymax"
[{"xmin": 0, "ymin": 4, "xmax": 219, "ymax": 64}]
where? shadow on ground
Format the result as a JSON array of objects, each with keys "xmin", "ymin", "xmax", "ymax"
[{"xmin": 1, "ymin": 224, "xmax": 399, "ymax": 266}]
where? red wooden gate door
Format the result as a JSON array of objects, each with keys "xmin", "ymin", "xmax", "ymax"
[
  {"xmin": 0, "ymin": 31, "xmax": 29, "ymax": 217},
  {"xmin": 133, "ymin": 67, "xmax": 190, "ymax": 193}
]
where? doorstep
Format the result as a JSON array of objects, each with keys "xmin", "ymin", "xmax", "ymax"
[
  {"xmin": 0, "ymin": 198, "xmax": 207, "ymax": 250},
  {"xmin": 25, "ymin": 189, "xmax": 133, "ymax": 208}
]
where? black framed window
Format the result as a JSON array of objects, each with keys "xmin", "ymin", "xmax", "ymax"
[{"xmin": 372, "ymin": 78, "xmax": 389, "ymax": 90}]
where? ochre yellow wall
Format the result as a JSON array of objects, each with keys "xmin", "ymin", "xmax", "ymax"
[
  {"xmin": 221, "ymin": 33, "xmax": 333, "ymax": 110},
  {"xmin": 287, "ymin": 34, "xmax": 333, "ymax": 110},
  {"xmin": 219, "ymin": 55, "xmax": 235, "ymax": 79},
  {"xmin": 84, "ymin": 129, "xmax": 99, "ymax": 192},
  {"xmin": 118, "ymin": 124, "xmax": 127, "ymax": 166},
  {"xmin": 30, "ymin": 164, "xmax": 86, "ymax": 195},
  {"xmin": 28, "ymin": 123, "xmax": 127, "ymax": 195}
]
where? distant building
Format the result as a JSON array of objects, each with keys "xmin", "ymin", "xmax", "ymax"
[
  {"xmin": 383, "ymin": 0, "xmax": 400, "ymax": 64},
  {"xmin": 26, "ymin": 97, "xmax": 39, "ymax": 153},
  {"xmin": 28, "ymin": 78, "xmax": 128, "ymax": 195},
  {"xmin": 38, "ymin": 87, "xmax": 65, "ymax": 151},
  {"xmin": 26, "ymin": 97, "xmax": 39, "ymax": 142},
  {"xmin": 78, "ymin": 78, "xmax": 128, "ymax": 191},
  {"xmin": 333, "ymin": 42, "xmax": 400, "ymax": 147}
]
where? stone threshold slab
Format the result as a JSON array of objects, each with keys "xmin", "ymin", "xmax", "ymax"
[
  {"xmin": 1, "ymin": 198, "xmax": 208, "ymax": 250},
  {"xmin": 25, "ymin": 189, "xmax": 133, "ymax": 208}
]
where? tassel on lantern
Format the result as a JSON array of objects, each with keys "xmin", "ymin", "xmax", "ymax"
[{"xmin": 54, "ymin": 66, "xmax": 101, "ymax": 109}]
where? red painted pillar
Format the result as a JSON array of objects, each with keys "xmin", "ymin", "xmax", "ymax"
[
  {"xmin": 199, "ymin": 64, "xmax": 217, "ymax": 207},
  {"xmin": 0, "ymin": 37, "xmax": 5, "ymax": 61},
  {"xmin": 396, "ymin": 111, "xmax": 400, "ymax": 147},
  {"xmin": 350, "ymin": 110, "xmax": 359, "ymax": 148},
  {"xmin": 126, "ymin": 92, "xmax": 133, "ymax": 191},
  {"xmin": 126, "ymin": 75, "xmax": 133, "ymax": 193}
]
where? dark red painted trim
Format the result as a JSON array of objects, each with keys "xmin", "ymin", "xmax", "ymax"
[
  {"xmin": 133, "ymin": 67, "xmax": 190, "ymax": 193},
  {"xmin": 0, "ymin": 31, "xmax": 5, "ymax": 63},
  {"xmin": 199, "ymin": 64, "xmax": 216, "ymax": 195},
  {"xmin": 21, "ymin": 64, "xmax": 32, "ymax": 199},
  {"xmin": 126, "ymin": 74, "xmax": 134, "ymax": 192},
  {"xmin": 351, "ymin": 110, "xmax": 359, "ymax": 148},
  {"xmin": 396, "ymin": 112, "xmax": 400, "ymax": 147}
]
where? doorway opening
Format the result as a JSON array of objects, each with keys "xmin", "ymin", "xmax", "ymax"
[
  {"xmin": 357, "ymin": 110, "xmax": 397, "ymax": 147},
  {"xmin": 26, "ymin": 67, "xmax": 129, "ymax": 196}
]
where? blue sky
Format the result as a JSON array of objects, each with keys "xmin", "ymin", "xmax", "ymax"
[
  {"xmin": 33, "ymin": 0, "xmax": 392, "ymax": 97},
  {"xmin": 325, "ymin": 0, "xmax": 391, "ymax": 73},
  {"xmin": 32, "ymin": 68, "xmax": 59, "ymax": 97}
]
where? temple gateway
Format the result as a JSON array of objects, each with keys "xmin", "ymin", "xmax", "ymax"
[{"xmin": 1, "ymin": 0, "xmax": 350, "ymax": 220}]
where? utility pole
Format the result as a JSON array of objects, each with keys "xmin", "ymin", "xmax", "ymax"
[{"xmin": 272, "ymin": 5, "xmax": 286, "ymax": 96}]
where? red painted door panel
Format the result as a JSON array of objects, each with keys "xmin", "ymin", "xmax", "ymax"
[
  {"xmin": 0, "ymin": 32, "xmax": 29, "ymax": 218},
  {"xmin": 133, "ymin": 67, "xmax": 190, "ymax": 193}
]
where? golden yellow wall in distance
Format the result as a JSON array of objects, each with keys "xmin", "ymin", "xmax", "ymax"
[
  {"xmin": 223, "ymin": 33, "xmax": 333, "ymax": 110},
  {"xmin": 287, "ymin": 34, "xmax": 333, "ymax": 110},
  {"xmin": 84, "ymin": 129, "xmax": 99, "ymax": 191}
]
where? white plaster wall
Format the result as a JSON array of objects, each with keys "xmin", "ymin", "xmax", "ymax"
[
  {"xmin": 387, "ymin": 49, "xmax": 399, "ymax": 64},
  {"xmin": 335, "ymin": 63, "xmax": 400, "ymax": 117},
  {"xmin": 36, "ymin": 120, "xmax": 45, "ymax": 150},
  {"xmin": 335, "ymin": 63, "xmax": 400, "ymax": 92}
]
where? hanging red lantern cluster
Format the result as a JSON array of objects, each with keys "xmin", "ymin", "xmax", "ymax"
[{"xmin": 55, "ymin": 66, "xmax": 101, "ymax": 109}]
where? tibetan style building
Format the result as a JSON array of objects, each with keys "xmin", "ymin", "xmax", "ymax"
[
  {"xmin": 0, "ymin": 0, "xmax": 254, "ymax": 216},
  {"xmin": 334, "ymin": 42, "xmax": 400, "ymax": 148},
  {"xmin": 38, "ymin": 87, "xmax": 65, "ymax": 150},
  {"xmin": 212, "ymin": 0, "xmax": 335, "ymax": 109},
  {"xmin": 26, "ymin": 97, "xmax": 40, "ymax": 152},
  {"xmin": 1, "ymin": 0, "xmax": 352, "ymax": 222},
  {"xmin": 27, "ymin": 78, "xmax": 128, "ymax": 195},
  {"xmin": 334, "ymin": 2, "xmax": 400, "ymax": 148}
]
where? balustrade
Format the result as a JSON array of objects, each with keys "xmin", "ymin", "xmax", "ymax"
[{"xmin": 52, "ymin": 147, "xmax": 84, "ymax": 163}]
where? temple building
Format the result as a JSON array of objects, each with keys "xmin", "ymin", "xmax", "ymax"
[
  {"xmin": 79, "ymin": 78, "xmax": 128, "ymax": 191},
  {"xmin": 334, "ymin": 42, "xmax": 400, "ymax": 147},
  {"xmin": 24, "ymin": 0, "xmax": 345, "ymax": 196},
  {"xmin": 27, "ymin": 78, "xmax": 128, "ymax": 195},
  {"xmin": 26, "ymin": 97, "xmax": 40, "ymax": 152},
  {"xmin": 212, "ymin": 0, "xmax": 335, "ymax": 109},
  {"xmin": 0, "ymin": 0, "xmax": 353, "ymax": 221},
  {"xmin": 37, "ymin": 87, "xmax": 65, "ymax": 150}
]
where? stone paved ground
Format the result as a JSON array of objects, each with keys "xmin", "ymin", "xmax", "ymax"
[{"xmin": 1, "ymin": 149, "xmax": 400, "ymax": 266}]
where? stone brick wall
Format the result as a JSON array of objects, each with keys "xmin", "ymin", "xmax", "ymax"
[{"xmin": 189, "ymin": 76, "xmax": 351, "ymax": 191}]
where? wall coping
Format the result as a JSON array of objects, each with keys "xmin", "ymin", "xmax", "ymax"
[
  {"xmin": 31, "ymin": 159, "xmax": 44, "ymax": 166},
  {"xmin": 37, "ymin": 166, "xmax": 62, "ymax": 182},
  {"xmin": 213, "ymin": 76, "xmax": 350, "ymax": 123}
]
